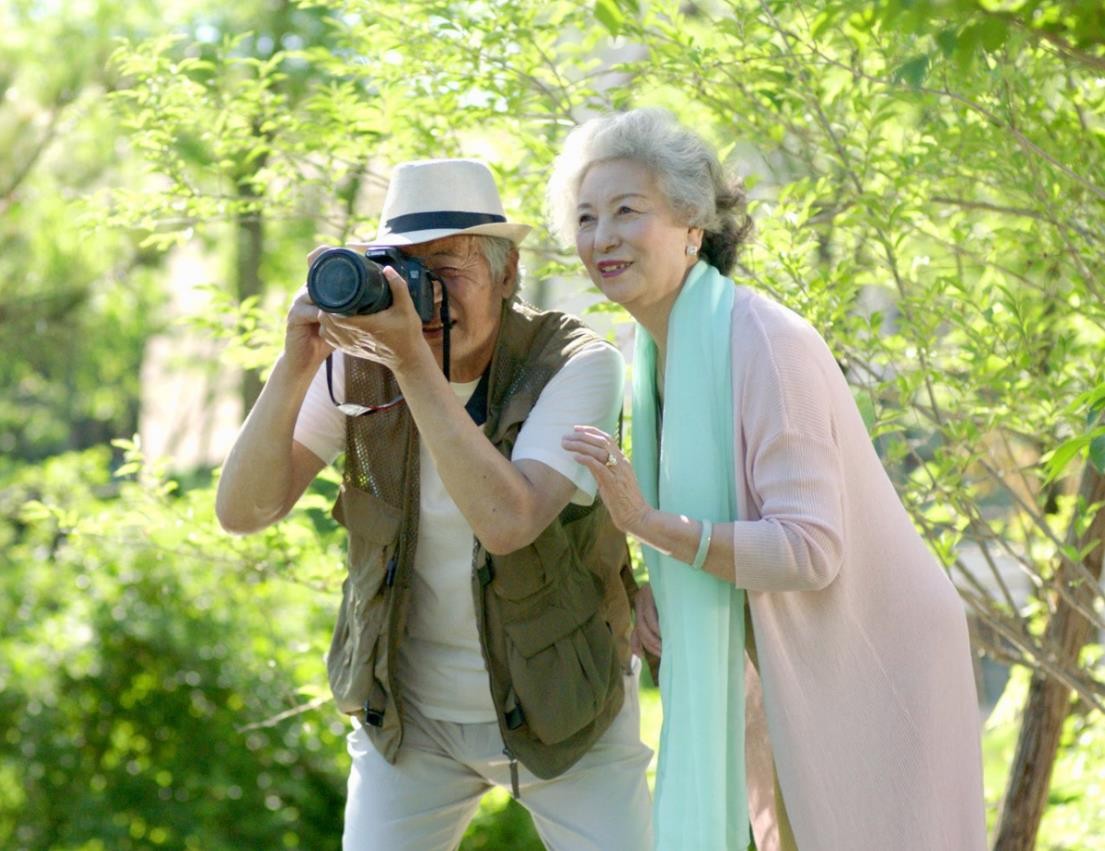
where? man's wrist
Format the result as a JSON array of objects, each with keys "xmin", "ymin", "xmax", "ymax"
[
  {"xmin": 390, "ymin": 342, "xmax": 440, "ymax": 386},
  {"xmin": 272, "ymin": 351, "xmax": 323, "ymax": 389}
]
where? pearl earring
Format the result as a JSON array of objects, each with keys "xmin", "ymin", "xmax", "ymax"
[{"xmin": 686, "ymin": 244, "xmax": 698, "ymax": 256}]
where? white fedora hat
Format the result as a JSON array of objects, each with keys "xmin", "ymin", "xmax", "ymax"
[{"xmin": 368, "ymin": 159, "xmax": 532, "ymax": 247}]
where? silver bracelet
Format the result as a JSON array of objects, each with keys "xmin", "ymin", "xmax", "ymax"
[{"xmin": 690, "ymin": 519, "xmax": 713, "ymax": 571}]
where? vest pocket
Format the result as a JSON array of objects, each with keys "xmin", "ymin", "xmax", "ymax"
[
  {"xmin": 502, "ymin": 593, "xmax": 615, "ymax": 745},
  {"xmin": 327, "ymin": 485, "xmax": 402, "ymax": 714},
  {"xmin": 489, "ymin": 564, "xmax": 550, "ymax": 601}
]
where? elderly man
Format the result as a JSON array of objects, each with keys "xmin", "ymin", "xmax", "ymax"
[{"xmin": 215, "ymin": 159, "xmax": 652, "ymax": 850}]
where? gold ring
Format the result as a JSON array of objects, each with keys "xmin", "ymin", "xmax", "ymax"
[{"xmin": 605, "ymin": 452, "xmax": 618, "ymax": 468}]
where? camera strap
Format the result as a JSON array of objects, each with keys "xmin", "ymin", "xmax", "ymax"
[
  {"xmin": 324, "ymin": 355, "xmax": 405, "ymax": 417},
  {"xmin": 439, "ymin": 282, "xmax": 489, "ymax": 426},
  {"xmin": 439, "ymin": 276, "xmax": 451, "ymax": 383}
]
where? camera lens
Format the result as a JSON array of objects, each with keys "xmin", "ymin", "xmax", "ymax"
[{"xmin": 307, "ymin": 248, "xmax": 391, "ymax": 315}]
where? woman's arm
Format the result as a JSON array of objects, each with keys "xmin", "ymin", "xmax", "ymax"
[
  {"xmin": 564, "ymin": 302, "xmax": 847, "ymax": 591},
  {"xmin": 564, "ymin": 427, "xmax": 843, "ymax": 592}
]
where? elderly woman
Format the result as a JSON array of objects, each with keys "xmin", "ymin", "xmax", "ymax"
[{"xmin": 553, "ymin": 109, "xmax": 987, "ymax": 851}]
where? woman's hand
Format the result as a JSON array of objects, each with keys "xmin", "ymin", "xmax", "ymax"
[
  {"xmin": 561, "ymin": 425, "xmax": 653, "ymax": 536},
  {"xmin": 631, "ymin": 582, "xmax": 662, "ymax": 659}
]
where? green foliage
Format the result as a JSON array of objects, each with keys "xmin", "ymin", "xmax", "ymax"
[
  {"xmin": 7, "ymin": 0, "xmax": 1105, "ymax": 845},
  {"xmin": 0, "ymin": 1, "xmax": 171, "ymax": 459},
  {"xmin": 107, "ymin": 30, "xmax": 323, "ymax": 241},
  {"xmin": 0, "ymin": 445, "xmax": 350, "ymax": 849},
  {"xmin": 461, "ymin": 790, "xmax": 543, "ymax": 850},
  {"xmin": 186, "ymin": 284, "xmax": 287, "ymax": 377},
  {"xmin": 1, "ymin": 441, "xmax": 556, "ymax": 849}
]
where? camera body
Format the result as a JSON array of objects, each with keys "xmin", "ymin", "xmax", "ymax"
[{"xmin": 306, "ymin": 246, "xmax": 436, "ymax": 322}]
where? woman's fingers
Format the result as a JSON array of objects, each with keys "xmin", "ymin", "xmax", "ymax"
[
  {"xmin": 635, "ymin": 584, "xmax": 662, "ymax": 656},
  {"xmin": 563, "ymin": 425, "xmax": 652, "ymax": 535},
  {"xmin": 562, "ymin": 426, "xmax": 623, "ymax": 468}
]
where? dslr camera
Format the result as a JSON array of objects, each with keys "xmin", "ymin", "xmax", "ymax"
[{"xmin": 306, "ymin": 246, "xmax": 436, "ymax": 322}]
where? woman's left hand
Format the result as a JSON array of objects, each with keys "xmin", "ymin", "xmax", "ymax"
[{"xmin": 562, "ymin": 425, "xmax": 652, "ymax": 536}]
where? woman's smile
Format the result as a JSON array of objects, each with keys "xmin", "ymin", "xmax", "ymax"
[{"xmin": 596, "ymin": 260, "xmax": 633, "ymax": 278}]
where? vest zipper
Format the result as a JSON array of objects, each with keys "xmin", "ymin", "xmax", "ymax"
[{"xmin": 503, "ymin": 746, "xmax": 520, "ymax": 799}]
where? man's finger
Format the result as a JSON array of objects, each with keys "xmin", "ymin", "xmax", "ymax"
[
  {"xmin": 307, "ymin": 244, "xmax": 333, "ymax": 266},
  {"xmin": 383, "ymin": 267, "xmax": 413, "ymax": 307}
]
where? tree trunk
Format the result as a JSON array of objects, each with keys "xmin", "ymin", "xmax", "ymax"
[
  {"xmin": 233, "ymin": 2, "xmax": 289, "ymax": 413},
  {"xmin": 992, "ymin": 464, "xmax": 1105, "ymax": 850},
  {"xmin": 235, "ymin": 202, "xmax": 264, "ymax": 412}
]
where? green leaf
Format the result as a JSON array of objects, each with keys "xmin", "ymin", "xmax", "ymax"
[
  {"xmin": 1090, "ymin": 435, "xmax": 1105, "ymax": 474},
  {"xmin": 18, "ymin": 500, "xmax": 54, "ymax": 523},
  {"xmin": 977, "ymin": 17, "xmax": 1009, "ymax": 51},
  {"xmin": 114, "ymin": 461, "xmax": 141, "ymax": 478},
  {"xmin": 1042, "ymin": 434, "xmax": 1094, "ymax": 482},
  {"xmin": 854, "ymin": 390, "xmax": 877, "ymax": 432},
  {"xmin": 955, "ymin": 22, "xmax": 982, "ymax": 71},
  {"xmin": 811, "ymin": 9, "xmax": 836, "ymax": 41},
  {"xmin": 1076, "ymin": 383, "xmax": 1105, "ymax": 418},
  {"xmin": 935, "ymin": 27, "xmax": 957, "ymax": 58},
  {"xmin": 892, "ymin": 54, "xmax": 930, "ymax": 88},
  {"xmin": 594, "ymin": 0, "xmax": 625, "ymax": 35}
]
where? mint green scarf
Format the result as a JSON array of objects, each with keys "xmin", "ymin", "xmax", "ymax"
[{"xmin": 632, "ymin": 261, "xmax": 748, "ymax": 850}]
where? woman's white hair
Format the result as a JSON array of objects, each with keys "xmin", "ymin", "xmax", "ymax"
[{"xmin": 547, "ymin": 108, "xmax": 750, "ymax": 274}]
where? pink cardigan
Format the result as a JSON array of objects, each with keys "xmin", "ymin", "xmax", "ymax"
[{"xmin": 726, "ymin": 288, "xmax": 987, "ymax": 850}]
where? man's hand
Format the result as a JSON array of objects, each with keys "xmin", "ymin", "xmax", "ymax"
[
  {"xmin": 316, "ymin": 267, "xmax": 430, "ymax": 376},
  {"xmin": 284, "ymin": 287, "xmax": 335, "ymax": 375},
  {"xmin": 282, "ymin": 243, "xmax": 374, "ymax": 376}
]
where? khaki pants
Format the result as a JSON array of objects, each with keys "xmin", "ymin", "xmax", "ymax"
[{"xmin": 343, "ymin": 660, "xmax": 653, "ymax": 851}]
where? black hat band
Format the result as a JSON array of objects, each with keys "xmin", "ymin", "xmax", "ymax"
[{"xmin": 384, "ymin": 211, "xmax": 507, "ymax": 233}]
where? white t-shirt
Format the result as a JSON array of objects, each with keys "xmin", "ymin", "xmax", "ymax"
[{"xmin": 294, "ymin": 342, "xmax": 625, "ymax": 722}]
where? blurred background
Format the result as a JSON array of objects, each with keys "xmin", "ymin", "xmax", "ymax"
[{"xmin": 2, "ymin": 0, "xmax": 1104, "ymax": 848}]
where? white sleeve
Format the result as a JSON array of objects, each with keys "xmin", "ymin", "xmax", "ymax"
[
  {"xmin": 293, "ymin": 353, "xmax": 347, "ymax": 465},
  {"xmin": 511, "ymin": 342, "xmax": 625, "ymax": 506}
]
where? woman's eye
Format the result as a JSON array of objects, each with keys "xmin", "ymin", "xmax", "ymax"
[
  {"xmin": 577, "ymin": 214, "xmax": 595, "ymax": 227},
  {"xmin": 617, "ymin": 205, "xmax": 637, "ymax": 215}
]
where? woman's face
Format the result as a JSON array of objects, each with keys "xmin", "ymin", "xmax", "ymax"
[{"xmin": 575, "ymin": 158, "xmax": 700, "ymax": 330}]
